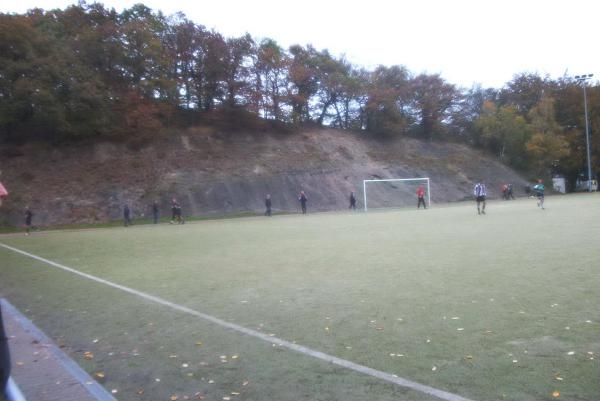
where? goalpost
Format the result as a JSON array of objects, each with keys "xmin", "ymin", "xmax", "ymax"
[{"xmin": 362, "ymin": 177, "xmax": 431, "ymax": 212}]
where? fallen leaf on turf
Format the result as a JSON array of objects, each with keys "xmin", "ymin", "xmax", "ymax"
[
  {"xmin": 208, "ymin": 380, "xmax": 214, "ymax": 384},
  {"xmin": 137, "ymin": 389, "xmax": 144, "ymax": 395},
  {"xmin": 223, "ymin": 397, "xmax": 230, "ymax": 400},
  {"xmin": 518, "ymin": 311, "xmax": 525, "ymax": 314},
  {"xmin": 170, "ymin": 395, "xmax": 178, "ymax": 401},
  {"xmin": 170, "ymin": 355, "xmax": 178, "ymax": 358},
  {"xmin": 451, "ymin": 317, "xmax": 460, "ymax": 320},
  {"xmin": 155, "ymin": 378, "xmax": 161, "ymax": 382},
  {"xmin": 111, "ymin": 389, "xmax": 118, "ymax": 394},
  {"xmin": 231, "ymin": 355, "xmax": 239, "ymax": 359},
  {"xmin": 426, "ymin": 339, "xmax": 431, "ymax": 343},
  {"xmin": 552, "ymin": 390, "xmax": 560, "ymax": 398},
  {"xmin": 464, "ymin": 355, "xmax": 473, "ymax": 360},
  {"xmin": 556, "ymin": 377, "xmax": 563, "ymax": 381},
  {"xmin": 565, "ymin": 326, "xmax": 570, "ymax": 330},
  {"xmin": 242, "ymin": 381, "xmax": 249, "ymax": 386},
  {"xmin": 345, "ymin": 346, "xmax": 352, "ymax": 350},
  {"xmin": 457, "ymin": 328, "xmax": 464, "ymax": 331},
  {"xmin": 92, "ymin": 339, "xmax": 99, "ymax": 343},
  {"xmin": 432, "ymin": 366, "xmax": 437, "ymax": 371},
  {"xmin": 567, "ymin": 351, "xmax": 575, "ymax": 355},
  {"xmin": 397, "ymin": 318, "xmax": 403, "ymax": 321},
  {"xmin": 512, "ymin": 360, "xmax": 518, "ymax": 363},
  {"xmin": 231, "ymin": 392, "xmax": 240, "ymax": 395},
  {"xmin": 220, "ymin": 355, "xmax": 227, "ymax": 359},
  {"xmin": 94, "ymin": 372, "xmax": 105, "ymax": 379},
  {"xmin": 187, "ymin": 373, "xmax": 194, "ymax": 377},
  {"xmin": 484, "ymin": 330, "xmax": 493, "ymax": 334},
  {"xmin": 15, "ymin": 361, "xmax": 24, "ymax": 366},
  {"xmin": 389, "ymin": 353, "xmax": 396, "ymax": 357},
  {"xmin": 586, "ymin": 320, "xmax": 592, "ymax": 323},
  {"xmin": 83, "ymin": 352, "xmax": 93, "ymax": 360},
  {"xmin": 376, "ymin": 326, "xmax": 384, "ymax": 331},
  {"xmin": 182, "ymin": 363, "xmax": 189, "ymax": 368},
  {"xmin": 195, "ymin": 342, "xmax": 203, "ymax": 347}
]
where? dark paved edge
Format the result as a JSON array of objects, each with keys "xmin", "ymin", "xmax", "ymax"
[{"xmin": 1, "ymin": 299, "xmax": 117, "ymax": 401}]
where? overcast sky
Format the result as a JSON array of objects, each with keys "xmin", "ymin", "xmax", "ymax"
[{"xmin": 2, "ymin": 0, "xmax": 598, "ymax": 89}]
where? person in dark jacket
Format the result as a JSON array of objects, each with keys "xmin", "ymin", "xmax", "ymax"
[
  {"xmin": 171, "ymin": 198, "xmax": 184, "ymax": 224},
  {"xmin": 24, "ymin": 206, "xmax": 33, "ymax": 235},
  {"xmin": 265, "ymin": 194, "xmax": 272, "ymax": 216},
  {"xmin": 152, "ymin": 201, "xmax": 159, "ymax": 224},
  {"xmin": 507, "ymin": 183, "xmax": 515, "ymax": 200},
  {"xmin": 349, "ymin": 192, "xmax": 357, "ymax": 210},
  {"xmin": 0, "ymin": 304, "xmax": 11, "ymax": 393},
  {"xmin": 123, "ymin": 204, "xmax": 131, "ymax": 226},
  {"xmin": 298, "ymin": 191, "xmax": 308, "ymax": 214}
]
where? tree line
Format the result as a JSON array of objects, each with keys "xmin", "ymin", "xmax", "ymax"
[{"xmin": 0, "ymin": 3, "xmax": 598, "ymax": 187}]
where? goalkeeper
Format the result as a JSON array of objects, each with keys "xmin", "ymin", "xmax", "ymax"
[
  {"xmin": 416, "ymin": 185, "xmax": 427, "ymax": 209},
  {"xmin": 533, "ymin": 179, "xmax": 545, "ymax": 209}
]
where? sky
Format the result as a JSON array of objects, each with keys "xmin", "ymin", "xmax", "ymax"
[{"xmin": 1, "ymin": 0, "xmax": 598, "ymax": 89}]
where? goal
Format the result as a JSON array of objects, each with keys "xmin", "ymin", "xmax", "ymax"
[{"xmin": 362, "ymin": 177, "xmax": 431, "ymax": 212}]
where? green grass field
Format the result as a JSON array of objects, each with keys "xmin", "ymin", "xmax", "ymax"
[{"xmin": 1, "ymin": 194, "xmax": 599, "ymax": 401}]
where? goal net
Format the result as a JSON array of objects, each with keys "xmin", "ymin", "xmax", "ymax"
[{"xmin": 362, "ymin": 177, "xmax": 431, "ymax": 211}]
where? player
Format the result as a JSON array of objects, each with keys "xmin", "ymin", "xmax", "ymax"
[
  {"xmin": 24, "ymin": 206, "xmax": 33, "ymax": 235},
  {"xmin": 152, "ymin": 201, "xmax": 159, "ymax": 224},
  {"xmin": 265, "ymin": 194, "xmax": 272, "ymax": 216},
  {"xmin": 123, "ymin": 204, "xmax": 131, "ymax": 226},
  {"xmin": 1, "ymin": 303, "xmax": 11, "ymax": 394},
  {"xmin": 349, "ymin": 192, "xmax": 357, "ymax": 210},
  {"xmin": 171, "ymin": 198, "xmax": 184, "ymax": 224},
  {"xmin": 507, "ymin": 183, "xmax": 515, "ymax": 200},
  {"xmin": 533, "ymin": 179, "xmax": 545, "ymax": 209},
  {"xmin": 416, "ymin": 185, "xmax": 427, "ymax": 209},
  {"xmin": 0, "ymin": 180, "xmax": 7, "ymax": 207},
  {"xmin": 298, "ymin": 191, "xmax": 308, "ymax": 214},
  {"xmin": 473, "ymin": 180, "xmax": 487, "ymax": 215}
]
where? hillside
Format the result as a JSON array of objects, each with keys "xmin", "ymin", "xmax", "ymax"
[{"xmin": 0, "ymin": 127, "xmax": 529, "ymax": 226}]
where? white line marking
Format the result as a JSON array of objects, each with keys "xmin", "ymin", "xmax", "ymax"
[{"xmin": 0, "ymin": 242, "xmax": 473, "ymax": 401}]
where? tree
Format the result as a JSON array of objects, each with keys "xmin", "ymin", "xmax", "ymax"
[
  {"xmin": 363, "ymin": 65, "xmax": 412, "ymax": 135},
  {"xmin": 254, "ymin": 38, "xmax": 288, "ymax": 121},
  {"xmin": 287, "ymin": 44, "xmax": 320, "ymax": 124},
  {"xmin": 223, "ymin": 34, "xmax": 254, "ymax": 108},
  {"xmin": 499, "ymin": 73, "xmax": 549, "ymax": 117},
  {"xmin": 410, "ymin": 73, "xmax": 458, "ymax": 139},
  {"xmin": 474, "ymin": 101, "xmax": 532, "ymax": 168},
  {"xmin": 525, "ymin": 97, "xmax": 570, "ymax": 174}
]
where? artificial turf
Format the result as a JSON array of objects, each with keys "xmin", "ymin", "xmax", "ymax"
[{"xmin": 1, "ymin": 194, "xmax": 599, "ymax": 401}]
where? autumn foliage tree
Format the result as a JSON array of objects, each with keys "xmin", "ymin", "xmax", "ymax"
[{"xmin": 0, "ymin": 2, "xmax": 598, "ymax": 182}]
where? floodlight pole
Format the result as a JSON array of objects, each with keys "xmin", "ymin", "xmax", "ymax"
[{"xmin": 575, "ymin": 74, "xmax": 594, "ymax": 192}]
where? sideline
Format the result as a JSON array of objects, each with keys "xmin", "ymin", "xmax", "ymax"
[
  {"xmin": 0, "ymin": 242, "xmax": 473, "ymax": 401},
  {"xmin": 1, "ymin": 298, "xmax": 117, "ymax": 401}
]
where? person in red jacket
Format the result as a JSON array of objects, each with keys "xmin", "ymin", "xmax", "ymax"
[{"xmin": 416, "ymin": 185, "xmax": 427, "ymax": 209}]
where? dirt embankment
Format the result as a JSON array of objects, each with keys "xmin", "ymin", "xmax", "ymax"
[{"xmin": 0, "ymin": 127, "xmax": 529, "ymax": 226}]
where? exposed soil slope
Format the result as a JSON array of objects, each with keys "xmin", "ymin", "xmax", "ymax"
[{"xmin": 0, "ymin": 127, "xmax": 529, "ymax": 225}]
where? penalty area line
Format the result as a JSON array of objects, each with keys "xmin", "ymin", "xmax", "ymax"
[{"xmin": 0, "ymin": 242, "xmax": 472, "ymax": 401}]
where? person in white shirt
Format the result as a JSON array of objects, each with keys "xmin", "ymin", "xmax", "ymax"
[{"xmin": 473, "ymin": 181, "xmax": 487, "ymax": 215}]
